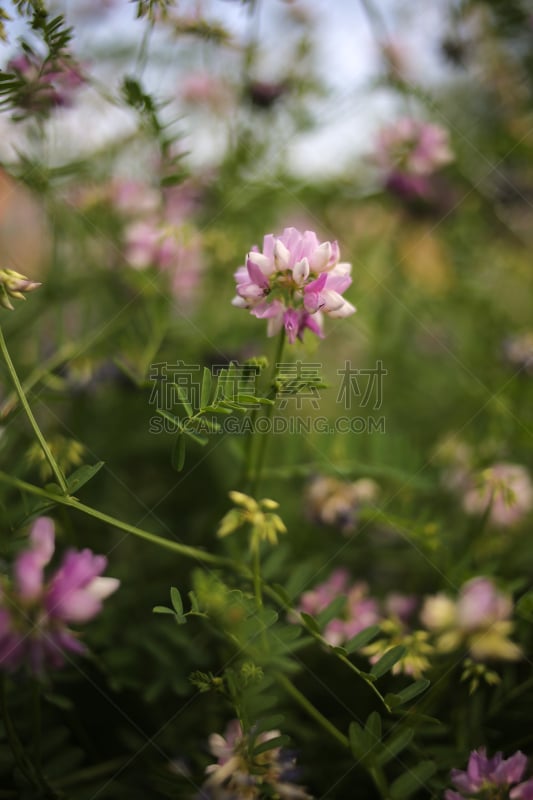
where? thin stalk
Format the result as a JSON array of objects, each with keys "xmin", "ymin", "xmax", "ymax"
[
  {"xmin": 0, "ymin": 472, "xmax": 247, "ymax": 574},
  {"xmin": 0, "ymin": 326, "xmax": 69, "ymax": 495},
  {"xmin": 370, "ymin": 765, "xmax": 389, "ymax": 799},
  {"xmin": 263, "ymin": 583, "xmax": 392, "ymax": 713},
  {"xmin": 251, "ymin": 537, "xmax": 263, "ymax": 612},
  {"xmin": 0, "ymin": 318, "xmax": 126, "ymax": 418},
  {"xmin": 248, "ymin": 329, "xmax": 285, "ymax": 496},
  {"xmin": 276, "ymin": 673, "xmax": 349, "ymax": 750}
]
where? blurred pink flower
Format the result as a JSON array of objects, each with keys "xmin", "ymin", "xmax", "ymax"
[
  {"xmin": 296, "ymin": 569, "xmax": 380, "ymax": 647},
  {"xmin": 124, "ymin": 220, "xmax": 204, "ymax": 307},
  {"xmin": 180, "ymin": 72, "xmax": 234, "ymax": 114},
  {"xmin": 421, "ymin": 576, "xmax": 522, "ymax": 662},
  {"xmin": 203, "ymin": 719, "xmax": 311, "ymax": 799},
  {"xmin": 233, "ymin": 227, "xmax": 355, "ymax": 342},
  {"xmin": 446, "ymin": 748, "xmax": 528, "ymax": 800},
  {"xmin": 462, "ymin": 462, "xmax": 533, "ymax": 527},
  {"xmin": 0, "ymin": 517, "xmax": 119, "ymax": 674},
  {"xmin": 375, "ymin": 118, "xmax": 454, "ymax": 176}
]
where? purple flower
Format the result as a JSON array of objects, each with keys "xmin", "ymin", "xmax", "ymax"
[
  {"xmin": 124, "ymin": 219, "xmax": 204, "ymax": 307},
  {"xmin": 375, "ymin": 118, "xmax": 454, "ymax": 177},
  {"xmin": 233, "ymin": 228, "xmax": 355, "ymax": 342},
  {"xmin": 374, "ymin": 118, "xmax": 453, "ymax": 202},
  {"xmin": 202, "ymin": 719, "xmax": 312, "ymax": 799},
  {"xmin": 462, "ymin": 462, "xmax": 533, "ymax": 528},
  {"xmin": 512, "ymin": 779, "xmax": 533, "ymax": 800},
  {"xmin": 0, "ymin": 517, "xmax": 119, "ymax": 674},
  {"xmin": 421, "ymin": 577, "xmax": 522, "ymax": 661},
  {"xmin": 447, "ymin": 748, "xmax": 528, "ymax": 799},
  {"xmin": 296, "ymin": 570, "xmax": 380, "ymax": 647}
]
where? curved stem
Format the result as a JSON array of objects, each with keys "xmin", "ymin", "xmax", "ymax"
[
  {"xmin": 0, "ymin": 472, "xmax": 248, "ymax": 575},
  {"xmin": 276, "ymin": 673, "xmax": 349, "ymax": 750},
  {"xmin": 0, "ymin": 326, "xmax": 69, "ymax": 495}
]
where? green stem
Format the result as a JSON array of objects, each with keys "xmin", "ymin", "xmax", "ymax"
[
  {"xmin": 264, "ymin": 583, "xmax": 392, "ymax": 713},
  {"xmin": 0, "ymin": 319, "xmax": 126, "ymax": 419},
  {"xmin": 276, "ymin": 673, "xmax": 349, "ymax": 750},
  {"xmin": 249, "ymin": 329, "xmax": 285, "ymax": 496},
  {"xmin": 251, "ymin": 536, "xmax": 263, "ymax": 612},
  {"xmin": 334, "ymin": 650, "xmax": 392, "ymax": 713},
  {"xmin": 0, "ymin": 472, "xmax": 248, "ymax": 573},
  {"xmin": 370, "ymin": 765, "xmax": 389, "ymax": 799},
  {"xmin": 0, "ymin": 326, "xmax": 69, "ymax": 495}
]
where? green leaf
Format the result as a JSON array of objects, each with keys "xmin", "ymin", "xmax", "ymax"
[
  {"xmin": 202, "ymin": 404, "xmax": 232, "ymax": 415},
  {"xmin": 157, "ymin": 408, "xmax": 183, "ymax": 432},
  {"xmin": 390, "ymin": 761, "xmax": 436, "ymax": 800},
  {"xmin": 153, "ymin": 606, "xmax": 175, "ymax": 615},
  {"xmin": 365, "ymin": 711, "xmax": 382, "ymax": 744},
  {"xmin": 317, "ymin": 595, "xmax": 347, "ymax": 627},
  {"xmin": 182, "ymin": 427, "xmax": 209, "ymax": 446},
  {"xmin": 371, "ymin": 646, "xmax": 406, "ymax": 679},
  {"xmin": 175, "ymin": 384, "xmax": 194, "ymax": 417},
  {"xmin": 170, "ymin": 587, "xmax": 183, "ymax": 615},
  {"xmin": 188, "ymin": 591, "xmax": 200, "ymax": 613},
  {"xmin": 348, "ymin": 721, "xmax": 370, "ymax": 761},
  {"xmin": 67, "ymin": 462, "xmax": 105, "ymax": 493},
  {"xmin": 253, "ymin": 714, "xmax": 285, "ymax": 735},
  {"xmin": 171, "ymin": 434, "xmax": 186, "ymax": 472},
  {"xmin": 253, "ymin": 734, "xmax": 290, "ymax": 756},
  {"xmin": 376, "ymin": 728, "xmax": 414, "ymax": 767},
  {"xmin": 300, "ymin": 613, "xmax": 321, "ymax": 635},
  {"xmin": 196, "ymin": 416, "xmax": 221, "ymax": 433},
  {"xmin": 345, "ymin": 625, "xmax": 382, "ymax": 653},
  {"xmin": 271, "ymin": 584, "xmax": 291, "ymax": 606},
  {"xmin": 332, "ymin": 646, "xmax": 348, "ymax": 657},
  {"xmin": 395, "ymin": 679, "xmax": 430, "ymax": 705}
]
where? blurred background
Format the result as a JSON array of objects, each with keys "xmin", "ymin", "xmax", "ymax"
[{"xmin": 0, "ymin": 0, "xmax": 532, "ymax": 797}]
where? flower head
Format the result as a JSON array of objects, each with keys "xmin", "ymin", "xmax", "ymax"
[
  {"xmin": 374, "ymin": 118, "xmax": 453, "ymax": 202},
  {"xmin": 201, "ymin": 719, "xmax": 312, "ymax": 799},
  {"xmin": 233, "ymin": 228, "xmax": 355, "ymax": 342},
  {"xmin": 462, "ymin": 462, "xmax": 533, "ymax": 528},
  {"xmin": 375, "ymin": 118, "xmax": 454, "ymax": 177},
  {"xmin": 296, "ymin": 569, "xmax": 380, "ymax": 647},
  {"xmin": 421, "ymin": 577, "xmax": 522, "ymax": 662},
  {"xmin": 0, "ymin": 268, "xmax": 40, "ymax": 310},
  {"xmin": 0, "ymin": 517, "xmax": 119, "ymax": 674},
  {"xmin": 306, "ymin": 475, "xmax": 380, "ymax": 533},
  {"xmin": 217, "ymin": 492, "xmax": 287, "ymax": 547},
  {"xmin": 446, "ymin": 748, "xmax": 529, "ymax": 800}
]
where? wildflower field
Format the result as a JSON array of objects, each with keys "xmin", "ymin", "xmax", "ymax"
[{"xmin": 0, "ymin": 0, "xmax": 532, "ymax": 798}]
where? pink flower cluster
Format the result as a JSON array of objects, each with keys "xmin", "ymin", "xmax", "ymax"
[
  {"xmin": 297, "ymin": 568, "xmax": 380, "ymax": 646},
  {"xmin": 421, "ymin": 576, "xmax": 521, "ymax": 661},
  {"xmin": 233, "ymin": 228, "xmax": 356, "ymax": 343},
  {"xmin": 202, "ymin": 719, "xmax": 311, "ymax": 799},
  {"xmin": 122, "ymin": 180, "xmax": 205, "ymax": 308},
  {"xmin": 462, "ymin": 462, "xmax": 533, "ymax": 528},
  {"xmin": 296, "ymin": 569, "xmax": 521, "ymax": 665},
  {"xmin": 446, "ymin": 748, "xmax": 533, "ymax": 800},
  {"xmin": 374, "ymin": 118, "xmax": 453, "ymax": 200},
  {"xmin": 7, "ymin": 52, "xmax": 85, "ymax": 114},
  {"xmin": 0, "ymin": 517, "xmax": 119, "ymax": 674}
]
